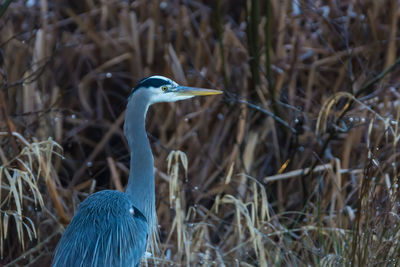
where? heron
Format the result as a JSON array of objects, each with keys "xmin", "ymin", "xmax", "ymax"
[{"xmin": 52, "ymin": 75, "xmax": 222, "ymax": 267}]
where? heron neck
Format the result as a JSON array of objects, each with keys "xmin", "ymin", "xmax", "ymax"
[{"xmin": 124, "ymin": 93, "xmax": 156, "ymax": 234}]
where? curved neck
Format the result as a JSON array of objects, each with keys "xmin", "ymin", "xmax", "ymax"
[{"xmin": 124, "ymin": 92, "xmax": 156, "ymax": 235}]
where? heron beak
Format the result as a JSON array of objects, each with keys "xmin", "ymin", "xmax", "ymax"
[{"xmin": 175, "ymin": 86, "xmax": 223, "ymax": 96}]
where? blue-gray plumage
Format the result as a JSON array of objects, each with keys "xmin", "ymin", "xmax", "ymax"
[
  {"xmin": 52, "ymin": 76, "xmax": 222, "ymax": 267},
  {"xmin": 52, "ymin": 191, "xmax": 147, "ymax": 267}
]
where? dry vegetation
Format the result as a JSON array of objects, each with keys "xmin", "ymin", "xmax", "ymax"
[{"xmin": 0, "ymin": 0, "xmax": 400, "ymax": 266}]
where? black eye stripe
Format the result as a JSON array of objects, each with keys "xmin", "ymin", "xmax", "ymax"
[
  {"xmin": 130, "ymin": 77, "xmax": 172, "ymax": 96},
  {"xmin": 138, "ymin": 78, "xmax": 171, "ymax": 88}
]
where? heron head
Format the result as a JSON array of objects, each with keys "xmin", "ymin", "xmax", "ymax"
[{"xmin": 130, "ymin": 75, "xmax": 222, "ymax": 104}]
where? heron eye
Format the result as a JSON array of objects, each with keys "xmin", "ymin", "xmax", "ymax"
[{"xmin": 161, "ymin": 86, "xmax": 168, "ymax": 92}]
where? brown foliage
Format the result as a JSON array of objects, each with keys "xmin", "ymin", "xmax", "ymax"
[{"xmin": 0, "ymin": 0, "xmax": 399, "ymax": 266}]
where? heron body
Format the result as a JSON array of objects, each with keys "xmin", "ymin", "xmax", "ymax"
[
  {"xmin": 52, "ymin": 76, "xmax": 222, "ymax": 266},
  {"xmin": 52, "ymin": 191, "xmax": 147, "ymax": 267}
]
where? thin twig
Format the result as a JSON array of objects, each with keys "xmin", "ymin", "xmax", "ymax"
[
  {"xmin": 307, "ymin": 55, "xmax": 400, "ymax": 178},
  {"xmin": 264, "ymin": 163, "xmax": 362, "ymax": 183},
  {"xmin": 0, "ymin": 91, "xmax": 19, "ymax": 157},
  {"xmin": 235, "ymin": 98, "xmax": 297, "ymax": 134},
  {"xmin": 69, "ymin": 111, "xmax": 126, "ymax": 187},
  {"xmin": 4, "ymin": 231, "xmax": 60, "ymax": 267}
]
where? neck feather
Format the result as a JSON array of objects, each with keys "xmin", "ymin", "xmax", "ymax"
[{"xmin": 124, "ymin": 92, "xmax": 157, "ymax": 240}]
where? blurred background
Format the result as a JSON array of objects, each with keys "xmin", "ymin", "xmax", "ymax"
[{"xmin": 0, "ymin": 0, "xmax": 399, "ymax": 266}]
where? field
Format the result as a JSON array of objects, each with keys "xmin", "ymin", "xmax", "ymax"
[{"xmin": 0, "ymin": 0, "xmax": 399, "ymax": 266}]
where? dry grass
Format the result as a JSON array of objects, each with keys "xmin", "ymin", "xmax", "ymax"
[{"xmin": 0, "ymin": 0, "xmax": 400, "ymax": 266}]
